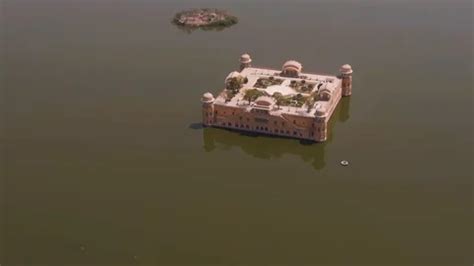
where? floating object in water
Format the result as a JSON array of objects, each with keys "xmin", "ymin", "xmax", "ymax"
[{"xmin": 340, "ymin": 160, "xmax": 349, "ymax": 166}]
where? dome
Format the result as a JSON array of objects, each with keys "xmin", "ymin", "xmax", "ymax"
[
  {"xmin": 254, "ymin": 96, "xmax": 276, "ymax": 109},
  {"xmin": 319, "ymin": 82, "xmax": 335, "ymax": 93},
  {"xmin": 283, "ymin": 60, "xmax": 303, "ymax": 72},
  {"xmin": 201, "ymin": 92, "xmax": 214, "ymax": 103},
  {"xmin": 340, "ymin": 64, "xmax": 353, "ymax": 74},
  {"xmin": 319, "ymin": 84, "xmax": 333, "ymax": 101},
  {"xmin": 314, "ymin": 103, "xmax": 326, "ymax": 116},
  {"xmin": 281, "ymin": 60, "xmax": 303, "ymax": 78},
  {"xmin": 226, "ymin": 71, "xmax": 242, "ymax": 81},
  {"xmin": 240, "ymin": 53, "xmax": 252, "ymax": 64}
]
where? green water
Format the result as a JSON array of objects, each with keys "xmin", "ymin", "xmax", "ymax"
[{"xmin": 2, "ymin": 0, "xmax": 473, "ymax": 264}]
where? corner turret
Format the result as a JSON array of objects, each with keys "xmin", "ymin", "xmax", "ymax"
[
  {"xmin": 339, "ymin": 64, "xmax": 353, "ymax": 97},
  {"xmin": 313, "ymin": 103, "xmax": 328, "ymax": 142},
  {"xmin": 239, "ymin": 53, "xmax": 252, "ymax": 71},
  {"xmin": 201, "ymin": 92, "xmax": 215, "ymax": 126}
]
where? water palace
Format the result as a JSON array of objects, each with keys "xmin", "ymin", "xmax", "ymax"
[{"xmin": 201, "ymin": 54, "xmax": 353, "ymax": 142}]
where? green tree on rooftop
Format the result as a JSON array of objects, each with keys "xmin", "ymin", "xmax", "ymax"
[{"xmin": 244, "ymin": 89, "xmax": 264, "ymax": 104}]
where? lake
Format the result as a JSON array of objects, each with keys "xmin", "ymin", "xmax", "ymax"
[{"xmin": 2, "ymin": 0, "xmax": 472, "ymax": 264}]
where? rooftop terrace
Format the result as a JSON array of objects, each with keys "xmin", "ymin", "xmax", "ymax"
[{"xmin": 215, "ymin": 66, "xmax": 341, "ymax": 117}]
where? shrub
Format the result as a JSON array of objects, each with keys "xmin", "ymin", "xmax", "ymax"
[{"xmin": 244, "ymin": 89, "xmax": 265, "ymax": 103}]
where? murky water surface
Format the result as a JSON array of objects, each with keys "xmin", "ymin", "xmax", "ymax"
[{"xmin": 2, "ymin": 0, "xmax": 472, "ymax": 264}]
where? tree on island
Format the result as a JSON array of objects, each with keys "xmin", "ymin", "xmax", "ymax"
[
  {"xmin": 272, "ymin": 92, "xmax": 283, "ymax": 108},
  {"xmin": 244, "ymin": 89, "xmax": 265, "ymax": 104},
  {"xmin": 171, "ymin": 8, "xmax": 238, "ymax": 31},
  {"xmin": 226, "ymin": 76, "xmax": 245, "ymax": 93}
]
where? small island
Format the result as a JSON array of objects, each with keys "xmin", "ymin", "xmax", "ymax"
[{"xmin": 172, "ymin": 8, "xmax": 238, "ymax": 29}]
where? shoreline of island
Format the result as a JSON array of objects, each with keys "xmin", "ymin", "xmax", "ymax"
[{"xmin": 172, "ymin": 8, "xmax": 238, "ymax": 29}]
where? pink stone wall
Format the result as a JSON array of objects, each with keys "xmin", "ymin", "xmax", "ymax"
[
  {"xmin": 342, "ymin": 75, "xmax": 352, "ymax": 96},
  {"xmin": 202, "ymin": 103, "xmax": 214, "ymax": 126},
  {"xmin": 211, "ymin": 105, "xmax": 326, "ymax": 141}
]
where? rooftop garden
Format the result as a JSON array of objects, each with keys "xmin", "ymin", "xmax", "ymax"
[
  {"xmin": 243, "ymin": 89, "xmax": 266, "ymax": 104},
  {"xmin": 224, "ymin": 76, "xmax": 247, "ymax": 101},
  {"xmin": 239, "ymin": 87, "xmax": 320, "ymax": 110},
  {"xmin": 272, "ymin": 92, "xmax": 309, "ymax": 108},
  {"xmin": 254, "ymin": 76, "xmax": 284, "ymax": 89},
  {"xmin": 289, "ymin": 79, "xmax": 316, "ymax": 93},
  {"xmin": 273, "ymin": 91, "xmax": 321, "ymax": 110}
]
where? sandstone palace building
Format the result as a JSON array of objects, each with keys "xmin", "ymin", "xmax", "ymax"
[{"xmin": 201, "ymin": 54, "xmax": 353, "ymax": 142}]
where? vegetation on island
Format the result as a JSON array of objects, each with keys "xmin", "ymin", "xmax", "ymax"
[
  {"xmin": 289, "ymin": 79, "xmax": 315, "ymax": 93},
  {"xmin": 223, "ymin": 74, "xmax": 321, "ymax": 111},
  {"xmin": 254, "ymin": 76, "xmax": 284, "ymax": 89},
  {"xmin": 241, "ymin": 87, "xmax": 315, "ymax": 108},
  {"xmin": 224, "ymin": 76, "xmax": 247, "ymax": 101},
  {"xmin": 244, "ymin": 89, "xmax": 265, "ymax": 104},
  {"xmin": 272, "ymin": 92, "xmax": 309, "ymax": 108},
  {"xmin": 226, "ymin": 76, "xmax": 246, "ymax": 91},
  {"xmin": 172, "ymin": 8, "xmax": 238, "ymax": 31}
]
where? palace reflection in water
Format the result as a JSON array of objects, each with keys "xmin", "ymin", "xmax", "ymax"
[{"xmin": 201, "ymin": 97, "xmax": 351, "ymax": 170}]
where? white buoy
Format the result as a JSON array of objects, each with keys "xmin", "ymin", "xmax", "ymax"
[{"xmin": 340, "ymin": 160, "xmax": 349, "ymax": 166}]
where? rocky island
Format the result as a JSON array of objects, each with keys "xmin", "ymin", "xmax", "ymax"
[{"xmin": 172, "ymin": 8, "xmax": 238, "ymax": 29}]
